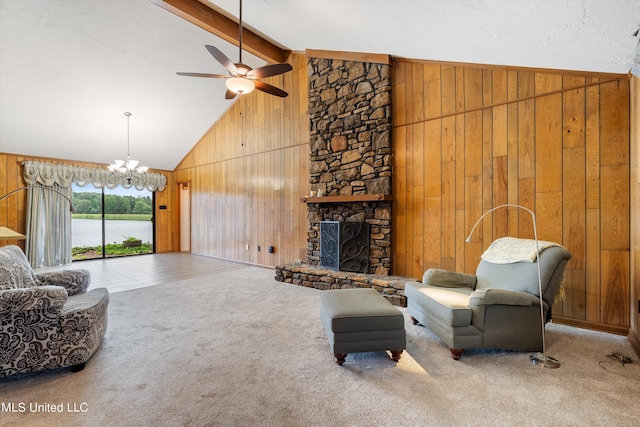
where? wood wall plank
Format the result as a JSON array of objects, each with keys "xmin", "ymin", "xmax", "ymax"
[
  {"xmin": 601, "ymin": 250, "xmax": 630, "ymax": 326},
  {"xmin": 563, "ymin": 146, "xmax": 586, "ymax": 270},
  {"xmin": 585, "ymin": 208, "xmax": 601, "ymax": 323},
  {"xmin": 601, "ymin": 165, "xmax": 630, "ymax": 251},
  {"xmin": 600, "ymin": 80, "xmax": 630, "ymax": 166},
  {"xmin": 535, "ymin": 92, "xmax": 563, "ymax": 193},
  {"xmin": 561, "ymin": 269, "xmax": 586, "ymax": 319}
]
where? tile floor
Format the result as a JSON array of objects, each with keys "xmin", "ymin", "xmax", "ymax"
[{"xmin": 35, "ymin": 252, "xmax": 246, "ymax": 293}]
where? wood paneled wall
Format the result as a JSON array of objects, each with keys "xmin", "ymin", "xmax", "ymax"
[
  {"xmin": 173, "ymin": 53, "xmax": 310, "ymax": 266},
  {"xmin": 0, "ymin": 153, "xmax": 175, "ymax": 253},
  {"xmin": 392, "ymin": 59, "xmax": 631, "ymax": 333},
  {"xmin": 631, "ymin": 75, "xmax": 640, "ymax": 353}
]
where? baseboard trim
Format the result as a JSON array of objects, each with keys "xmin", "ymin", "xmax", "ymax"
[
  {"xmin": 628, "ymin": 333, "xmax": 640, "ymax": 358},
  {"xmin": 197, "ymin": 254, "xmax": 275, "ymax": 270},
  {"xmin": 553, "ymin": 317, "xmax": 629, "ymax": 336}
]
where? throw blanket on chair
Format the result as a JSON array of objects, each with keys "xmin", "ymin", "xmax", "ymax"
[{"xmin": 481, "ymin": 237, "xmax": 564, "ymax": 264}]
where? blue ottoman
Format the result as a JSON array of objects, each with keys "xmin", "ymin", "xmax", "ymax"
[{"xmin": 320, "ymin": 288, "xmax": 406, "ymax": 365}]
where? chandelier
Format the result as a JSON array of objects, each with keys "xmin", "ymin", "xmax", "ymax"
[{"xmin": 108, "ymin": 112, "xmax": 148, "ymax": 175}]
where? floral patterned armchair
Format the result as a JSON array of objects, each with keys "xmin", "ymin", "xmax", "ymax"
[{"xmin": 0, "ymin": 245, "xmax": 109, "ymax": 377}]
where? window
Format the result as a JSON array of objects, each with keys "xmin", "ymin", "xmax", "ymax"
[{"xmin": 71, "ymin": 184, "xmax": 154, "ymax": 260}]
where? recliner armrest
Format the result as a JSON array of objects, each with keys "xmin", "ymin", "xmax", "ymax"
[
  {"xmin": 36, "ymin": 269, "xmax": 90, "ymax": 296},
  {"xmin": 422, "ymin": 268, "xmax": 477, "ymax": 289},
  {"xmin": 469, "ymin": 288, "xmax": 539, "ymax": 307},
  {"xmin": 0, "ymin": 286, "xmax": 67, "ymax": 314}
]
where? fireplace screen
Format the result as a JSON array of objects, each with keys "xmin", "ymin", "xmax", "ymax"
[{"xmin": 320, "ymin": 221, "xmax": 370, "ymax": 273}]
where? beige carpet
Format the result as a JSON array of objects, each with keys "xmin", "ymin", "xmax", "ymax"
[{"xmin": 1, "ymin": 262, "xmax": 639, "ymax": 427}]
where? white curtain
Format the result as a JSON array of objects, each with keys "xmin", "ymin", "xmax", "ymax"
[
  {"xmin": 22, "ymin": 161, "xmax": 167, "ymax": 266},
  {"xmin": 25, "ymin": 184, "xmax": 73, "ymax": 267}
]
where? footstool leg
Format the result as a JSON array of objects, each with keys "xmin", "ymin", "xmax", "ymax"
[
  {"xmin": 335, "ymin": 354, "xmax": 347, "ymax": 365},
  {"xmin": 449, "ymin": 348, "xmax": 463, "ymax": 360},
  {"xmin": 390, "ymin": 350, "xmax": 403, "ymax": 362}
]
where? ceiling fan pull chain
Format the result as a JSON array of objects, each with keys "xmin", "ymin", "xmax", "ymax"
[{"xmin": 238, "ymin": 0, "xmax": 243, "ymax": 65}]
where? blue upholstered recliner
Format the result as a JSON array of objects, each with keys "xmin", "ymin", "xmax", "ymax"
[
  {"xmin": 0, "ymin": 245, "xmax": 109, "ymax": 377},
  {"xmin": 405, "ymin": 237, "xmax": 571, "ymax": 359}
]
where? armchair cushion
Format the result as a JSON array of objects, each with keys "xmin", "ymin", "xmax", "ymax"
[
  {"xmin": 37, "ymin": 269, "xmax": 90, "ymax": 296},
  {"xmin": 476, "ymin": 245, "xmax": 570, "ymax": 300},
  {"xmin": 422, "ymin": 269, "xmax": 477, "ymax": 288},
  {"xmin": 406, "ymin": 282, "xmax": 473, "ymax": 327},
  {"xmin": 475, "ymin": 260, "xmax": 541, "ymax": 295}
]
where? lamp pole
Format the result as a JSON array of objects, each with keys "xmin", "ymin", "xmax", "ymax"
[
  {"xmin": 0, "ymin": 184, "xmax": 75, "ymax": 242},
  {"xmin": 466, "ymin": 203, "xmax": 559, "ymax": 369},
  {"xmin": 0, "ymin": 184, "xmax": 75, "ymax": 211}
]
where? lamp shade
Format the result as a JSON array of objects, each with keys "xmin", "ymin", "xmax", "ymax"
[{"xmin": 226, "ymin": 77, "xmax": 255, "ymax": 94}]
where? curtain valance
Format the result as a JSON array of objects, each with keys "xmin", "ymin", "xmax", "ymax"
[{"xmin": 22, "ymin": 161, "xmax": 167, "ymax": 192}]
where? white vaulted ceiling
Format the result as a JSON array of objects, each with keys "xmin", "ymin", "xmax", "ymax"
[{"xmin": 1, "ymin": 0, "xmax": 639, "ymax": 171}]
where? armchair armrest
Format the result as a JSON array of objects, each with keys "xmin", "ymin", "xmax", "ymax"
[
  {"xmin": 423, "ymin": 268, "xmax": 477, "ymax": 289},
  {"xmin": 469, "ymin": 288, "xmax": 540, "ymax": 307},
  {"xmin": 0, "ymin": 286, "xmax": 67, "ymax": 314},
  {"xmin": 36, "ymin": 269, "xmax": 90, "ymax": 296}
]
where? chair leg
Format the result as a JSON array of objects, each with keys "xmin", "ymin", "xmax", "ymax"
[
  {"xmin": 449, "ymin": 348, "xmax": 463, "ymax": 360},
  {"xmin": 334, "ymin": 354, "xmax": 347, "ymax": 365}
]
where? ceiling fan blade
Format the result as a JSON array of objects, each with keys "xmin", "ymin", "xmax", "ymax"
[
  {"xmin": 254, "ymin": 80, "xmax": 288, "ymax": 98},
  {"xmin": 225, "ymin": 89, "xmax": 239, "ymax": 100},
  {"xmin": 247, "ymin": 63, "xmax": 293, "ymax": 79},
  {"xmin": 205, "ymin": 45, "xmax": 238, "ymax": 75},
  {"xmin": 176, "ymin": 72, "xmax": 228, "ymax": 78}
]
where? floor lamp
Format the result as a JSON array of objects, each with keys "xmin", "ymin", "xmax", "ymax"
[
  {"xmin": 0, "ymin": 184, "xmax": 75, "ymax": 239},
  {"xmin": 465, "ymin": 203, "xmax": 560, "ymax": 369}
]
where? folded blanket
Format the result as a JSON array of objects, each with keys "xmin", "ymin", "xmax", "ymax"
[{"xmin": 481, "ymin": 237, "xmax": 564, "ymax": 264}]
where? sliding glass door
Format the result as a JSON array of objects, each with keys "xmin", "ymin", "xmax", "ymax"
[
  {"xmin": 103, "ymin": 186, "xmax": 153, "ymax": 258},
  {"xmin": 71, "ymin": 184, "xmax": 104, "ymax": 260},
  {"xmin": 71, "ymin": 184, "xmax": 154, "ymax": 260}
]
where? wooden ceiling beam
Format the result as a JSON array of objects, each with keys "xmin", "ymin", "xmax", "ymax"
[{"xmin": 149, "ymin": 0, "xmax": 290, "ymax": 64}]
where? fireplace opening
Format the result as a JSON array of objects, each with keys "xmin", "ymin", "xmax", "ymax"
[{"xmin": 320, "ymin": 221, "xmax": 370, "ymax": 273}]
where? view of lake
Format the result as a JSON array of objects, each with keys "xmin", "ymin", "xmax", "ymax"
[{"xmin": 72, "ymin": 219, "xmax": 153, "ymax": 247}]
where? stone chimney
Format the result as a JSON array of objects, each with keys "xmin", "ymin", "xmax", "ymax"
[{"xmin": 306, "ymin": 56, "xmax": 393, "ymax": 275}]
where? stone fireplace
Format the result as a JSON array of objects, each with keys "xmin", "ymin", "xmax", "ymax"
[
  {"xmin": 275, "ymin": 53, "xmax": 407, "ymax": 306},
  {"xmin": 308, "ymin": 201, "xmax": 390, "ymax": 275}
]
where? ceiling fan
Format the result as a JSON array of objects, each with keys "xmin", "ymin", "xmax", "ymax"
[{"xmin": 176, "ymin": 0, "xmax": 292, "ymax": 99}]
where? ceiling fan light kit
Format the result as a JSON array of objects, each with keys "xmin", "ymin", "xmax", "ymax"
[
  {"xmin": 226, "ymin": 76, "xmax": 255, "ymax": 94},
  {"xmin": 177, "ymin": 0, "xmax": 292, "ymax": 99}
]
